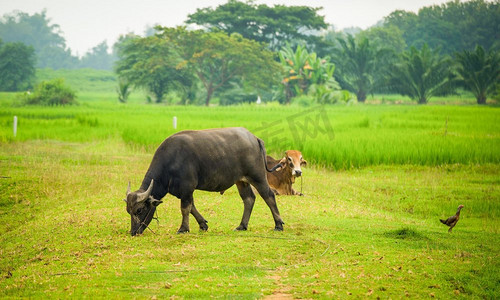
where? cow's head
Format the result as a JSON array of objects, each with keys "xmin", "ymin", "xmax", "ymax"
[
  {"xmin": 278, "ymin": 150, "xmax": 307, "ymax": 177},
  {"xmin": 124, "ymin": 179, "xmax": 162, "ymax": 236}
]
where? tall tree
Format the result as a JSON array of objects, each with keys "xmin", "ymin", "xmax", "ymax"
[
  {"xmin": 0, "ymin": 40, "xmax": 36, "ymax": 91},
  {"xmin": 385, "ymin": 0, "xmax": 500, "ymax": 54},
  {"xmin": 333, "ymin": 35, "xmax": 392, "ymax": 102},
  {"xmin": 0, "ymin": 10, "xmax": 77, "ymax": 69},
  {"xmin": 157, "ymin": 27, "xmax": 282, "ymax": 106},
  {"xmin": 387, "ymin": 44, "xmax": 456, "ymax": 104},
  {"xmin": 357, "ymin": 25, "xmax": 406, "ymax": 54},
  {"xmin": 115, "ymin": 35, "xmax": 194, "ymax": 103},
  {"xmin": 186, "ymin": 0, "xmax": 327, "ymax": 51},
  {"xmin": 455, "ymin": 45, "xmax": 500, "ymax": 104},
  {"xmin": 80, "ymin": 41, "xmax": 116, "ymax": 70}
]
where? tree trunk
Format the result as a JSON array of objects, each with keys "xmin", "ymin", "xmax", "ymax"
[
  {"xmin": 205, "ymin": 87, "xmax": 214, "ymax": 106},
  {"xmin": 155, "ymin": 92, "xmax": 163, "ymax": 103},
  {"xmin": 356, "ymin": 90, "xmax": 366, "ymax": 103},
  {"xmin": 418, "ymin": 97, "xmax": 427, "ymax": 104},
  {"xmin": 477, "ymin": 94, "xmax": 486, "ymax": 105}
]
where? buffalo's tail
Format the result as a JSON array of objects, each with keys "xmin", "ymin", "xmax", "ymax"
[{"xmin": 258, "ymin": 138, "xmax": 281, "ymax": 172}]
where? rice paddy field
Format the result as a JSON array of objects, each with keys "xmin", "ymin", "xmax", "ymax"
[
  {"xmin": 1, "ymin": 97, "xmax": 498, "ymax": 169},
  {"xmin": 0, "ymin": 91, "xmax": 499, "ymax": 298}
]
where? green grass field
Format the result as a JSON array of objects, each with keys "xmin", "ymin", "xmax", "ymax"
[{"xmin": 0, "ymin": 88, "xmax": 499, "ymax": 298}]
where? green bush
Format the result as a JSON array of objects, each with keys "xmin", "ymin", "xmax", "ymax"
[
  {"xmin": 291, "ymin": 94, "xmax": 315, "ymax": 106},
  {"xmin": 24, "ymin": 78, "xmax": 77, "ymax": 106}
]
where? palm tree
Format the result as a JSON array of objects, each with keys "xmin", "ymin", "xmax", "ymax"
[
  {"xmin": 387, "ymin": 44, "xmax": 455, "ymax": 104},
  {"xmin": 333, "ymin": 35, "xmax": 390, "ymax": 102},
  {"xmin": 116, "ymin": 78, "xmax": 131, "ymax": 103},
  {"xmin": 455, "ymin": 46, "xmax": 500, "ymax": 104}
]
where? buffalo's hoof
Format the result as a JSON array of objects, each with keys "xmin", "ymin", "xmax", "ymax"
[
  {"xmin": 199, "ymin": 222, "xmax": 209, "ymax": 231},
  {"xmin": 274, "ymin": 223, "xmax": 284, "ymax": 231},
  {"xmin": 177, "ymin": 228, "xmax": 190, "ymax": 234},
  {"xmin": 235, "ymin": 225, "xmax": 247, "ymax": 231}
]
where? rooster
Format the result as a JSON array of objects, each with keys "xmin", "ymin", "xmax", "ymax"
[{"xmin": 440, "ymin": 205, "xmax": 464, "ymax": 233}]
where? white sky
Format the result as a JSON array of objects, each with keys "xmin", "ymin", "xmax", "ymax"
[{"xmin": 0, "ymin": 0, "xmax": 451, "ymax": 56}]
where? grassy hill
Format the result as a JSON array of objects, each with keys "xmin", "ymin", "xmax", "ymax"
[{"xmin": 36, "ymin": 68, "xmax": 117, "ymax": 93}]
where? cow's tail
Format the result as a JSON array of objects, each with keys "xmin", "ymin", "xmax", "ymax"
[{"xmin": 258, "ymin": 138, "xmax": 281, "ymax": 172}]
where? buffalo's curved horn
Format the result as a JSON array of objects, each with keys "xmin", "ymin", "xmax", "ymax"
[
  {"xmin": 126, "ymin": 181, "xmax": 131, "ymax": 196},
  {"xmin": 136, "ymin": 179, "xmax": 154, "ymax": 203}
]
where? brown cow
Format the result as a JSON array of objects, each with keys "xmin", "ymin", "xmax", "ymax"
[{"xmin": 266, "ymin": 150, "xmax": 307, "ymax": 196}]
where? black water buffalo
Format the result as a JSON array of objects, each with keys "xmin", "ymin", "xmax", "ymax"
[{"xmin": 124, "ymin": 127, "xmax": 284, "ymax": 236}]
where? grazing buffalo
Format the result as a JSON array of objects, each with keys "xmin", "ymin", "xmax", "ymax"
[
  {"xmin": 123, "ymin": 127, "xmax": 284, "ymax": 236},
  {"xmin": 266, "ymin": 150, "xmax": 307, "ymax": 196}
]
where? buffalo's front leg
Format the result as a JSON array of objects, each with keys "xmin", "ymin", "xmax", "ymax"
[
  {"xmin": 235, "ymin": 181, "xmax": 256, "ymax": 231},
  {"xmin": 191, "ymin": 203, "xmax": 208, "ymax": 231},
  {"xmin": 178, "ymin": 195, "xmax": 193, "ymax": 234}
]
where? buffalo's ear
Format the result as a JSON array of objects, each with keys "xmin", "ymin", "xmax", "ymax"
[
  {"xmin": 149, "ymin": 197, "xmax": 163, "ymax": 207},
  {"xmin": 301, "ymin": 159, "xmax": 308, "ymax": 166}
]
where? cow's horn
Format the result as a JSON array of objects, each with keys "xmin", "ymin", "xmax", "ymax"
[
  {"xmin": 126, "ymin": 181, "xmax": 131, "ymax": 196},
  {"xmin": 137, "ymin": 179, "xmax": 154, "ymax": 202}
]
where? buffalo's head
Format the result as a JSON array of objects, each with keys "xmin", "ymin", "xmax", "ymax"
[{"xmin": 124, "ymin": 179, "xmax": 162, "ymax": 236}]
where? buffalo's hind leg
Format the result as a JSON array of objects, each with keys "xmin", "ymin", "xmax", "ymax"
[
  {"xmin": 235, "ymin": 181, "xmax": 256, "ymax": 231},
  {"xmin": 252, "ymin": 180, "xmax": 284, "ymax": 231}
]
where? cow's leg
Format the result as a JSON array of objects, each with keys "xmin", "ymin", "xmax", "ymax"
[
  {"xmin": 190, "ymin": 203, "xmax": 208, "ymax": 231},
  {"xmin": 291, "ymin": 188, "xmax": 304, "ymax": 196},
  {"xmin": 178, "ymin": 194, "xmax": 193, "ymax": 234},
  {"xmin": 252, "ymin": 180, "xmax": 284, "ymax": 231},
  {"xmin": 235, "ymin": 181, "xmax": 256, "ymax": 231}
]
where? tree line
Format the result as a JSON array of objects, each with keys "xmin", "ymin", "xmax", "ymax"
[
  {"xmin": 0, "ymin": 10, "xmax": 116, "ymax": 70},
  {"xmin": 1, "ymin": 0, "xmax": 499, "ymax": 105}
]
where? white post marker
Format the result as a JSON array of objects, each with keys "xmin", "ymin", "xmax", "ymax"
[
  {"xmin": 13, "ymin": 116, "xmax": 17, "ymax": 138},
  {"xmin": 173, "ymin": 116, "xmax": 177, "ymax": 130}
]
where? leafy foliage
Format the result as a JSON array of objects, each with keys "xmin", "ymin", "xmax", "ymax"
[
  {"xmin": 384, "ymin": 0, "xmax": 500, "ymax": 54},
  {"xmin": 114, "ymin": 34, "xmax": 194, "ymax": 103},
  {"xmin": 0, "ymin": 40, "xmax": 36, "ymax": 91},
  {"xmin": 157, "ymin": 27, "xmax": 282, "ymax": 106},
  {"xmin": 357, "ymin": 25, "xmax": 406, "ymax": 54},
  {"xmin": 279, "ymin": 44, "xmax": 345, "ymax": 104},
  {"xmin": 79, "ymin": 41, "xmax": 116, "ymax": 70},
  {"xmin": 455, "ymin": 46, "xmax": 500, "ymax": 104},
  {"xmin": 23, "ymin": 78, "xmax": 77, "ymax": 105},
  {"xmin": 116, "ymin": 78, "xmax": 131, "ymax": 103},
  {"xmin": 0, "ymin": 10, "xmax": 78, "ymax": 69},
  {"xmin": 387, "ymin": 44, "xmax": 456, "ymax": 104},
  {"xmin": 186, "ymin": 0, "xmax": 327, "ymax": 51},
  {"xmin": 333, "ymin": 35, "xmax": 393, "ymax": 102}
]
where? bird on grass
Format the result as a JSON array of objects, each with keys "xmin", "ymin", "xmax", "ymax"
[{"xmin": 440, "ymin": 205, "xmax": 464, "ymax": 233}]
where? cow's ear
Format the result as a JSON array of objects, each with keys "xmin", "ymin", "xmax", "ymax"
[
  {"xmin": 275, "ymin": 157, "xmax": 286, "ymax": 171},
  {"xmin": 301, "ymin": 159, "xmax": 307, "ymax": 166}
]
